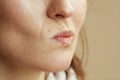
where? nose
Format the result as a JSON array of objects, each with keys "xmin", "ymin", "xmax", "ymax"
[{"xmin": 47, "ymin": 0, "xmax": 74, "ymax": 20}]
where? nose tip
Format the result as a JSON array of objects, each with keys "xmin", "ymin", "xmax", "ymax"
[{"xmin": 47, "ymin": 1, "xmax": 74, "ymax": 19}]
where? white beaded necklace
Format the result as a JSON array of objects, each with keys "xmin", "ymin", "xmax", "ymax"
[{"xmin": 46, "ymin": 68, "xmax": 77, "ymax": 80}]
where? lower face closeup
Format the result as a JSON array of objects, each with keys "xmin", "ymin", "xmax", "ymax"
[{"xmin": 0, "ymin": 0, "xmax": 87, "ymax": 72}]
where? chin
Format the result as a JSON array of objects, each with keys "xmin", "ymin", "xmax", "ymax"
[
  {"xmin": 42, "ymin": 64, "xmax": 70, "ymax": 72},
  {"xmin": 49, "ymin": 63, "xmax": 70, "ymax": 72},
  {"xmin": 45, "ymin": 57, "xmax": 73, "ymax": 72},
  {"xmin": 33, "ymin": 58, "xmax": 72, "ymax": 72}
]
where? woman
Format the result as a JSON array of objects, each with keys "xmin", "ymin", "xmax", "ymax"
[{"xmin": 0, "ymin": 0, "xmax": 87, "ymax": 80}]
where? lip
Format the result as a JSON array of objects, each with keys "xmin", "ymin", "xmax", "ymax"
[{"xmin": 52, "ymin": 31, "xmax": 74, "ymax": 47}]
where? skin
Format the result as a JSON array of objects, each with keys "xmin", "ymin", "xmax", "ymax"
[{"xmin": 0, "ymin": 0, "xmax": 87, "ymax": 80}]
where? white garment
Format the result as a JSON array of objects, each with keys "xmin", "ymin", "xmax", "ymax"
[{"xmin": 46, "ymin": 68, "xmax": 77, "ymax": 80}]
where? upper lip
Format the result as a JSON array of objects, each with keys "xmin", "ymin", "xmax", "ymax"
[{"xmin": 52, "ymin": 30, "xmax": 74, "ymax": 39}]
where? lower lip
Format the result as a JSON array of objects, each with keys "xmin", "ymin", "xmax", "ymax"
[{"xmin": 53, "ymin": 36, "xmax": 73, "ymax": 47}]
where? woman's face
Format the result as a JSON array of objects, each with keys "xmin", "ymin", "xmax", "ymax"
[{"xmin": 0, "ymin": 0, "xmax": 87, "ymax": 72}]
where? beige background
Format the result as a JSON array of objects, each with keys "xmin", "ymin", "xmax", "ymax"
[{"xmin": 84, "ymin": 0, "xmax": 120, "ymax": 80}]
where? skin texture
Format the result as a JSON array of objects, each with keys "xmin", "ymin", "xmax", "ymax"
[{"xmin": 0, "ymin": 0, "xmax": 87, "ymax": 80}]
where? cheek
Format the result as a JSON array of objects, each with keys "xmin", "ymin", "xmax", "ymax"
[
  {"xmin": 72, "ymin": 0, "xmax": 87, "ymax": 32},
  {"xmin": 0, "ymin": 0, "xmax": 45, "ymax": 39},
  {"xmin": 0, "ymin": 1, "xmax": 23, "ymax": 22}
]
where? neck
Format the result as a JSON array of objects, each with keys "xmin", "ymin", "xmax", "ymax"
[{"xmin": 0, "ymin": 55, "xmax": 46, "ymax": 80}]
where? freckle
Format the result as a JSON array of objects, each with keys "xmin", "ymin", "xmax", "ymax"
[{"xmin": 48, "ymin": 29, "xmax": 50, "ymax": 32}]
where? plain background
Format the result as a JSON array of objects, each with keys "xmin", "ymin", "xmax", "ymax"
[{"xmin": 83, "ymin": 0, "xmax": 120, "ymax": 80}]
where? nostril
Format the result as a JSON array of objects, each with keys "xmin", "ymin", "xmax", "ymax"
[{"xmin": 55, "ymin": 14, "xmax": 64, "ymax": 18}]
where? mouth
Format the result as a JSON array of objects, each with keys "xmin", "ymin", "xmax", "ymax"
[{"xmin": 52, "ymin": 31, "xmax": 74, "ymax": 47}]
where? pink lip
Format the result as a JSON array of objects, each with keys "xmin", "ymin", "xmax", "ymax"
[{"xmin": 52, "ymin": 31, "xmax": 74, "ymax": 47}]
